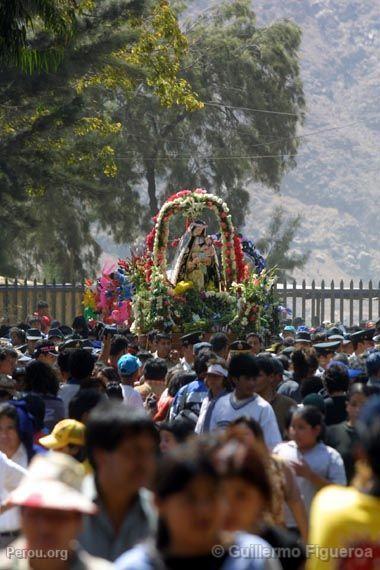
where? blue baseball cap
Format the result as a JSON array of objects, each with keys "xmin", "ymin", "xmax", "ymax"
[
  {"xmin": 118, "ymin": 354, "xmax": 142, "ymax": 376},
  {"xmin": 283, "ymin": 326, "xmax": 296, "ymax": 333}
]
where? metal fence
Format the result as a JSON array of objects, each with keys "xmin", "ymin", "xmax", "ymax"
[
  {"xmin": 0, "ymin": 279, "xmax": 83, "ymax": 326},
  {"xmin": 0, "ymin": 278, "xmax": 379, "ymax": 327},
  {"xmin": 277, "ymin": 280, "xmax": 380, "ymax": 327}
]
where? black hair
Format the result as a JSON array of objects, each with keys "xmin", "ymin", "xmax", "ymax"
[
  {"xmin": 292, "ymin": 349, "xmax": 318, "ymax": 383},
  {"xmin": 217, "ymin": 441, "xmax": 272, "ymax": 505},
  {"xmin": 25, "ymin": 360, "xmax": 59, "ymax": 396},
  {"xmin": 229, "ymin": 354, "xmax": 259, "ymax": 379},
  {"xmin": 9, "ymin": 328, "xmax": 26, "ymax": 344},
  {"xmin": 276, "ymin": 354, "xmax": 290, "ymax": 371},
  {"xmin": 106, "ymin": 382, "xmax": 123, "ymax": 401},
  {"xmin": 210, "ymin": 333, "xmax": 229, "ymax": 353},
  {"xmin": 155, "ymin": 443, "xmax": 219, "ymax": 549},
  {"xmin": 144, "ymin": 359, "xmax": 168, "ymax": 381},
  {"xmin": 168, "ymin": 371, "xmax": 197, "ymax": 398},
  {"xmin": 348, "ymin": 382, "xmax": 371, "ymax": 400},
  {"xmin": 86, "ymin": 401, "xmax": 159, "ymax": 470},
  {"xmin": 300, "ymin": 376, "xmax": 323, "ymax": 398},
  {"xmin": 271, "ymin": 358, "xmax": 284, "ymax": 375},
  {"xmin": 57, "ymin": 350, "xmax": 71, "ymax": 375},
  {"xmin": 323, "ymin": 364, "xmax": 350, "ymax": 394},
  {"xmin": 255, "ymin": 356, "xmax": 275, "ymax": 376},
  {"xmin": 147, "ymin": 330, "xmax": 158, "ymax": 343},
  {"xmin": 68, "ymin": 388, "xmax": 105, "ymax": 422},
  {"xmin": 193, "ymin": 350, "xmax": 215, "ymax": 377},
  {"xmin": 68, "ymin": 349, "xmax": 95, "ymax": 381},
  {"xmin": 246, "ymin": 332, "xmax": 263, "ymax": 344},
  {"xmin": 97, "ymin": 366, "xmax": 120, "ymax": 384},
  {"xmin": 291, "ymin": 406, "xmax": 325, "ymax": 441},
  {"xmin": 159, "ymin": 420, "xmax": 194, "ymax": 444},
  {"xmin": 229, "ymin": 417, "xmax": 264, "ymax": 442},
  {"xmin": 136, "ymin": 351, "xmax": 154, "ymax": 364},
  {"xmin": 110, "ymin": 335, "xmax": 129, "ymax": 357},
  {"xmin": 0, "ymin": 402, "xmax": 35, "ymax": 461},
  {"xmin": 156, "ymin": 332, "xmax": 171, "ymax": 342},
  {"xmin": 37, "ymin": 300, "xmax": 49, "ymax": 309},
  {"xmin": 0, "ymin": 347, "xmax": 18, "ymax": 361},
  {"xmin": 72, "ymin": 316, "xmax": 89, "ymax": 338}
]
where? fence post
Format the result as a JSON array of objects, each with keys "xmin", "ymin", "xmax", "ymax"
[
  {"xmin": 321, "ymin": 280, "xmax": 325, "ymax": 324},
  {"xmin": 301, "ymin": 280, "xmax": 306, "ymax": 322},
  {"xmin": 32, "ymin": 279, "xmax": 37, "ymax": 316},
  {"xmin": 330, "ymin": 280, "xmax": 335, "ymax": 323},
  {"xmin": 358, "ymin": 280, "xmax": 364, "ymax": 324},
  {"xmin": 368, "ymin": 280, "xmax": 373, "ymax": 321},
  {"xmin": 311, "ymin": 280, "xmax": 316, "ymax": 326},
  {"xmin": 52, "ymin": 279, "xmax": 57, "ymax": 321},
  {"xmin": 71, "ymin": 281, "xmax": 77, "ymax": 324},
  {"xmin": 349, "ymin": 280, "xmax": 354, "ymax": 327},
  {"xmin": 282, "ymin": 280, "xmax": 287, "ymax": 321},
  {"xmin": 340, "ymin": 280, "xmax": 344, "ymax": 324},
  {"xmin": 4, "ymin": 278, "xmax": 9, "ymax": 323},
  {"xmin": 22, "ymin": 278, "xmax": 28, "ymax": 322},
  {"xmin": 292, "ymin": 280, "xmax": 297, "ymax": 321},
  {"xmin": 13, "ymin": 278, "xmax": 18, "ymax": 323}
]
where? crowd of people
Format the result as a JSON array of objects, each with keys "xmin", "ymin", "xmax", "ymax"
[{"xmin": 0, "ymin": 301, "xmax": 380, "ymax": 569}]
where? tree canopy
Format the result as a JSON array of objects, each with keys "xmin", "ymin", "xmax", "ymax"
[{"xmin": 0, "ymin": 0, "xmax": 305, "ymax": 281}]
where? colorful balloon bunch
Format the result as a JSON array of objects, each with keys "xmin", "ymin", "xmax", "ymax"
[{"xmin": 83, "ymin": 261, "xmax": 134, "ymax": 325}]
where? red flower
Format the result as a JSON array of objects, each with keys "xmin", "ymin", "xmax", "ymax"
[
  {"xmin": 166, "ymin": 190, "xmax": 191, "ymax": 202},
  {"xmin": 145, "ymin": 228, "xmax": 156, "ymax": 252}
]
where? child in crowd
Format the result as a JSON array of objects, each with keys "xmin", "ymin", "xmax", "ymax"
[{"xmin": 274, "ymin": 406, "xmax": 346, "ymax": 533}]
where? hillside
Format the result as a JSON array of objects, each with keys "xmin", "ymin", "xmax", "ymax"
[{"xmin": 185, "ymin": 0, "xmax": 379, "ymax": 282}]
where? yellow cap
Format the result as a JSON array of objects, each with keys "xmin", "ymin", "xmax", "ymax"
[{"xmin": 39, "ymin": 419, "xmax": 85, "ymax": 450}]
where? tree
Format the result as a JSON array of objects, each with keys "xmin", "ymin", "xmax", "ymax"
[
  {"xmin": 0, "ymin": 0, "xmax": 201, "ymax": 280},
  {"xmin": 111, "ymin": 0, "xmax": 305, "ymax": 227},
  {"xmin": 255, "ymin": 206, "xmax": 309, "ymax": 281},
  {"xmin": 0, "ymin": 0, "xmax": 84, "ymax": 72}
]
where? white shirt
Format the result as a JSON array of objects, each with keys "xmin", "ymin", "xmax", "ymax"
[
  {"xmin": 208, "ymin": 392, "xmax": 282, "ymax": 450},
  {"xmin": 273, "ymin": 440, "xmax": 346, "ymax": 526},
  {"xmin": 0, "ymin": 447, "xmax": 28, "ymax": 532},
  {"xmin": 58, "ymin": 383, "xmax": 80, "ymax": 415},
  {"xmin": 121, "ymin": 384, "xmax": 144, "ymax": 409}
]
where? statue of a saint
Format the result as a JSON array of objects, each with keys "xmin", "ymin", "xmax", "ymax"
[{"xmin": 170, "ymin": 220, "xmax": 221, "ymax": 291}]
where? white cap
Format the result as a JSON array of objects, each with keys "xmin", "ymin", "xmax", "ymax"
[{"xmin": 206, "ymin": 364, "xmax": 228, "ymax": 378}]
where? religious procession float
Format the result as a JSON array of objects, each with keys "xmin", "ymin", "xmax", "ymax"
[{"xmin": 83, "ymin": 189, "xmax": 283, "ymax": 341}]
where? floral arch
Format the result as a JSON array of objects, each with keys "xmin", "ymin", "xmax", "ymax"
[{"xmin": 145, "ymin": 189, "xmax": 247, "ymax": 287}]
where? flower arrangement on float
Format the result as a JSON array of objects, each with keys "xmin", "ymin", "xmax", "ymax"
[{"xmin": 83, "ymin": 189, "xmax": 280, "ymax": 335}]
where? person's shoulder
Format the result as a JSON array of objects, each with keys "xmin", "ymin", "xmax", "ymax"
[
  {"xmin": 275, "ymin": 393, "xmax": 296, "ymax": 406},
  {"xmin": 255, "ymin": 394, "xmax": 275, "ymax": 410},
  {"xmin": 326, "ymin": 421, "xmax": 347, "ymax": 437},
  {"xmin": 312, "ymin": 485, "xmax": 365, "ymax": 515},
  {"xmin": 324, "ymin": 443, "xmax": 344, "ymax": 461},
  {"xmin": 213, "ymin": 392, "xmax": 231, "ymax": 407},
  {"xmin": 78, "ymin": 548, "xmax": 114, "ymax": 569},
  {"xmin": 115, "ymin": 542, "xmax": 156, "ymax": 570},
  {"xmin": 273, "ymin": 440, "xmax": 296, "ymax": 453},
  {"xmin": 235, "ymin": 531, "xmax": 275, "ymax": 553}
]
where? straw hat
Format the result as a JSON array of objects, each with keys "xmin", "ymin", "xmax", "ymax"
[{"xmin": 7, "ymin": 452, "xmax": 96, "ymax": 515}]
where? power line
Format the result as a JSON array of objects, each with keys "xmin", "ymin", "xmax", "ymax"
[
  {"xmin": 204, "ymin": 101, "xmax": 302, "ymax": 117},
  {"xmin": 115, "ymin": 120, "xmax": 358, "ymax": 160},
  {"xmin": 115, "ymin": 153, "xmax": 300, "ymax": 162}
]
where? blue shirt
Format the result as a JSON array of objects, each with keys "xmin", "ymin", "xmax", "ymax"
[{"xmin": 169, "ymin": 379, "xmax": 208, "ymax": 421}]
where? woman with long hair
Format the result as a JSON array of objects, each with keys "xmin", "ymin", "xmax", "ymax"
[{"xmin": 24, "ymin": 360, "xmax": 65, "ymax": 431}]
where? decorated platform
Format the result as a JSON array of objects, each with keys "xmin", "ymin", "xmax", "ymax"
[{"xmin": 83, "ymin": 189, "xmax": 280, "ymax": 337}]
